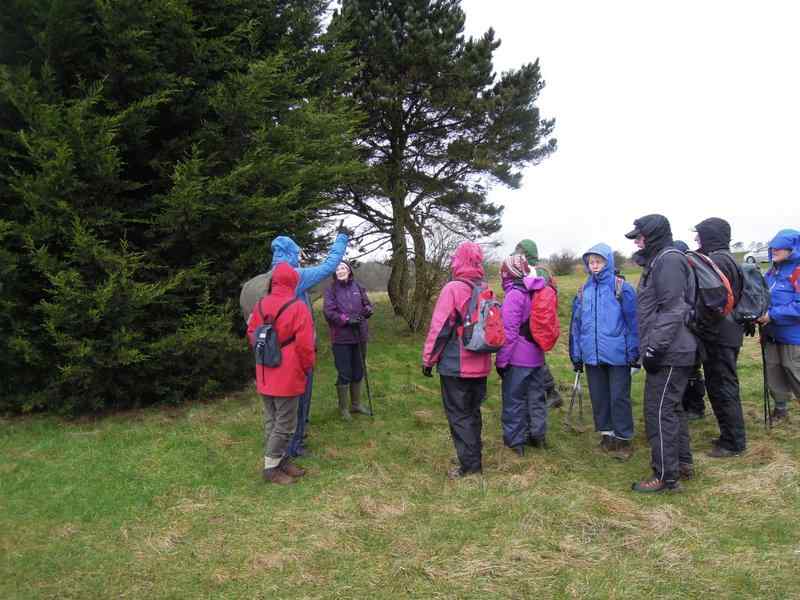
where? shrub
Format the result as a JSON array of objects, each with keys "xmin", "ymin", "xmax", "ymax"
[{"xmin": 547, "ymin": 251, "xmax": 579, "ymax": 276}]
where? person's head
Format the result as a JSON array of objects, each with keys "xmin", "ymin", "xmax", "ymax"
[
  {"xmin": 451, "ymin": 242, "xmax": 485, "ymax": 280},
  {"xmin": 270, "ymin": 236, "xmax": 301, "ymax": 268},
  {"xmin": 768, "ymin": 229, "xmax": 800, "ymax": 264},
  {"xmin": 582, "ymin": 243, "xmax": 614, "ymax": 278},
  {"xmin": 500, "ymin": 254, "xmax": 530, "ymax": 281},
  {"xmin": 514, "ymin": 239, "xmax": 539, "ymax": 265},
  {"xmin": 693, "ymin": 218, "xmax": 731, "ymax": 253},
  {"xmin": 334, "ymin": 262, "xmax": 352, "ymax": 282},
  {"xmin": 586, "ymin": 253, "xmax": 607, "ymax": 274},
  {"xmin": 271, "ymin": 261, "xmax": 300, "ymax": 293},
  {"xmin": 625, "ymin": 214, "xmax": 673, "ymax": 253}
]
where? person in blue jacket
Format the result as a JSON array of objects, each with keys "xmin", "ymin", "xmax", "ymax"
[
  {"xmin": 569, "ymin": 243, "xmax": 640, "ymax": 459},
  {"xmin": 270, "ymin": 225, "xmax": 350, "ymax": 457},
  {"xmin": 757, "ymin": 229, "xmax": 800, "ymax": 421}
]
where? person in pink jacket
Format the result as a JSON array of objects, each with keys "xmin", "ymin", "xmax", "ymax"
[{"xmin": 422, "ymin": 242, "xmax": 491, "ymax": 479}]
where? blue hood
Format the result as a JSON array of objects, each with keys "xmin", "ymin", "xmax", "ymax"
[
  {"xmin": 582, "ymin": 243, "xmax": 615, "ymax": 289},
  {"xmin": 768, "ymin": 229, "xmax": 800, "ymax": 264},
  {"xmin": 271, "ymin": 236, "xmax": 301, "ymax": 268}
]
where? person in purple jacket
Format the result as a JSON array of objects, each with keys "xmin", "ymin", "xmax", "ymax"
[
  {"xmin": 496, "ymin": 254, "xmax": 549, "ymax": 455},
  {"xmin": 323, "ymin": 262, "xmax": 374, "ymax": 421}
]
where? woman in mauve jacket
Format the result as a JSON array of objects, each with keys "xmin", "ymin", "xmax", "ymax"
[{"xmin": 323, "ymin": 262, "xmax": 374, "ymax": 420}]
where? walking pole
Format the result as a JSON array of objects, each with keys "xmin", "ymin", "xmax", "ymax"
[
  {"xmin": 360, "ymin": 339, "xmax": 374, "ymax": 417},
  {"xmin": 567, "ymin": 371, "xmax": 585, "ymax": 432},
  {"xmin": 758, "ymin": 324, "xmax": 771, "ymax": 430}
]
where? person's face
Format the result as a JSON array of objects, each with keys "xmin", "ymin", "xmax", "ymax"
[
  {"xmin": 335, "ymin": 263, "xmax": 350, "ymax": 281},
  {"xmin": 587, "ymin": 254, "xmax": 607, "ymax": 274},
  {"xmin": 694, "ymin": 232, "xmax": 701, "ymax": 248},
  {"xmin": 771, "ymin": 248, "xmax": 791, "ymax": 263},
  {"xmin": 634, "ymin": 234, "xmax": 646, "ymax": 250}
]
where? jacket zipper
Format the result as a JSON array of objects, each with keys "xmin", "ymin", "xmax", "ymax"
[{"xmin": 593, "ymin": 284, "xmax": 599, "ymax": 364}]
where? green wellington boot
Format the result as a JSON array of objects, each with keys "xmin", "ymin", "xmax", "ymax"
[{"xmin": 337, "ymin": 384, "xmax": 352, "ymax": 421}]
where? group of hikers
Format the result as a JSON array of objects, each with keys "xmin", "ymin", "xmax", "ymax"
[{"xmin": 243, "ymin": 216, "xmax": 800, "ymax": 493}]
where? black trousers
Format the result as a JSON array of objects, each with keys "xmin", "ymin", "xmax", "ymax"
[
  {"xmin": 440, "ymin": 375, "xmax": 486, "ymax": 473},
  {"xmin": 681, "ymin": 364, "xmax": 706, "ymax": 415},
  {"xmin": 703, "ymin": 344, "xmax": 746, "ymax": 452},
  {"xmin": 644, "ymin": 366, "xmax": 692, "ymax": 482},
  {"xmin": 332, "ymin": 343, "xmax": 365, "ymax": 385}
]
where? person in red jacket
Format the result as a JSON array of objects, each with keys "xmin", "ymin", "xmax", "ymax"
[{"xmin": 247, "ymin": 262, "xmax": 316, "ymax": 485}]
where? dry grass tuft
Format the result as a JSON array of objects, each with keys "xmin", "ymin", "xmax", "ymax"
[
  {"xmin": 705, "ymin": 448, "xmax": 797, "ymax": 504},
  {"xmin": 144, "ymin": 528, "xmax": 186, "ymax": 555},
  {"xmin": 413, "ymin": 409, "xmax": 438, "ymax": 426},
  {"xmin": 251, "ymin": 551, "xmax": 295, "ymax": 571},
  {"xmin": 357, "ymin": 496, "xmax": 409, "ymax": 519}
]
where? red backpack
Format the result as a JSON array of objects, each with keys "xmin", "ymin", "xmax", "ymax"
[{"xmin": 517, "ymin": 276, "xmax": 560, "ymax": 352}]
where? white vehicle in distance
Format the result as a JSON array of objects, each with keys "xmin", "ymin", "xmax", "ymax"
[{"xmin": 743, "ymin": 245, "xmax": 770, "ymax": 264}]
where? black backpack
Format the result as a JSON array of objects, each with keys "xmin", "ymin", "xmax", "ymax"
[
  {"xmin": 732, "ymin": 263, "xmax": 770, "ymax": 324},
  {"xmin": 253, "ymin": 297, "xmax": 298, "ymax": 367}
]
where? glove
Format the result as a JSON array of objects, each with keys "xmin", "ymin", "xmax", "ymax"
[
  {"xmin": 363, "ymin": 307, "xmax": 374, "ymax": 319},
  {"xmin": 642, "ymin": 347, "xmax": 661, "ymax": 374},
  {"xmin": 743, "ymin": 321, "xmax": 756, "ymax": 337},
  {"xmin": 496, "ymin": 365, "xmax": 509, "ymax": 379},
  {"xmin": 421, "ymin": 365, "xmax": 433, "ymax": 378},
  {"xmin": 347, "ymin": 315, "xmax": 363, "ymax": 326},
  {"xmin": 572, "ymin": 361, "xmax": 584, "ymax": 373},
  {"xmin": 629, "ymin": 361, "xmax": 641, "ymax": 375},
  {"xmin": 336, "ymin": 219, "xmax": 353, "ymax": 237}
]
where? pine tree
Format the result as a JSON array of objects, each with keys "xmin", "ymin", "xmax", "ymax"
[{"xmin": 329, "ymin": 0, "xmax": 555, "ymax": 329}]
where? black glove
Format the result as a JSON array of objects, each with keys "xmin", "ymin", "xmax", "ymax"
[
  {"xmin": 642, "ymin": 347, "xmax": 661, "ymax": 374},
  {"xmin": 336, "ymin": 219, "xmax": 353, "ymax": 237},
  {"xmin": 347, "ymin": 315, "xmax": 363, "ymax": 326},
  {"xmin": 743, "ymin": 321, "xmax": 756, "ymax": 337},
  {"xmin": 572, "ymin": 361, "xmax": 583, "ymax": 373},
  {"xmin": 496, "ymin": 365, "xmax": 508, "ymax": 379},
  {"xmin": 422, "ymin": 365, "xmax": 433, "ymax": 378},
  {"xmin": 629, "ymin": 361, "xmax": 641, "ymax": 370}
]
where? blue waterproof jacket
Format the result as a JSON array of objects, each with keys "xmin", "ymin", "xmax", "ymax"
[
  {"xmin": 764, "ymin": 229, "xmax": 800, "ymax": 345},
  {"xmin": 569, "ymin": 243, "xmax": 639, "ymax": 366},
  {"xmin": 270, "ymin": 233, "xmax": 348, "ymax": 301}
]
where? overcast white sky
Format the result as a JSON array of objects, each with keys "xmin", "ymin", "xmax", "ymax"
[{"xmin": 460, "ymin": 0, "xmax": 800, "ymax": 258}]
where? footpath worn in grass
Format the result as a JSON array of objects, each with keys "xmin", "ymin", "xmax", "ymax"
[{"xmin": 2, "ymin": 269, "xmax": 800, "ymax": 598}]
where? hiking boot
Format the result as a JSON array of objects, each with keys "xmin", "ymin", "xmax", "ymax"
[
  {"xmin": 263, "ymin": 467, "xmax": 296, "ymax": 485},
  {"xmin": 546, "ymin": 388, "xmax": 563, "ymax": 409},
  {"xmin": 706, "ymin": 445, "xmax": 743, "ymax": 458},
  {"xmin": 771, "ymin": 407, "xmax": 789, "ymax": 422},
  {"xmin": 349, "ymin": 381, "xmax": 371, "ymax": 416},
  {"xmin": 447, "ymin": 466, "xmax": 481, "ymax": 480},
  {"xmin": 336, "ymin": 384, "xmax": 351, "ymax": 421},
  {"xmin": 511, "ymin": 445, "xmax": 525, "ymax": 457},
  {"xmin": 686, "ymin": 411, "xmax": 705, "ymax": 421},
  {"xmin": 279, "ymin": 458, "xmax": 306, "ymax": 478},
  {"xmin": 631, "ymin": 476, "xmax": 681, "ymax": 494},
  {"xmin": 599, "ymin": 435, "xmax": 615, "ymax": 452},
  {"xmin": 678, "ymin": 462, "xmax": 694, "ymax": 480},
  {"xmin": 611, "ymin": 439, "xmax": 634, "ymax": 461},
  {"xmin": 529, "ymin": 437, "xmax": 547, "ymax": 449}
]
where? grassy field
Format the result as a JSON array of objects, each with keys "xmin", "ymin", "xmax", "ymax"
[{"xmin": 2, "ymin": 267, "xmax": 799, "ymax": 599}]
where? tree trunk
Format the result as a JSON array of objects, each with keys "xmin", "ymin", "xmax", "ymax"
[
  {"xmin": 407, "ymin": 220, "xmax": 434, "ymax": 332},
  {"xmin": 386, "ymin": 193, "xmax": 410, "ymax": 318}
]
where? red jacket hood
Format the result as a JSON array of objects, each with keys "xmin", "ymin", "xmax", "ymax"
[{"xmin": 271, "ymin": 262, "xmax": 299, "ymax": 296}]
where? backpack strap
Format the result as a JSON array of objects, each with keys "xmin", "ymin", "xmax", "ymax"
[
  {"xmin": 453, "ymin": 278, "xmax": 482, "ymax": 326},
  {"xmin": 259, "ymin": 297, "xmax": 299, "ymax": 347},
  {"xmin": 790, "ymin": 266, "xmax": 800, "ymax": 293},
  {"xmin": 577, "ymin": 276, "xmax": 624, "ymax": 304}
]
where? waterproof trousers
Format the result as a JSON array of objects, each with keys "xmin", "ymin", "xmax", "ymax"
[
  {"xmin": 764, "ymin": 341, "xmax": 800, "ymax": 410},
  {"xmin": 542, "ymin": 363, "xmax": 557, "ymax": 395},
  {"xmin": 703, "ymin": 344, "xmax": 746, "ymax": 452},
  {"xmin": 287, "ymin": 371, "xmax": 313, "ymax": 457},
  {"xmin": 332, "ymin": 343, "xmax": 365, "ymax": 385},
  {"xmin": 262, "ymin": 394, "xmax": 299, "ymax": 469},
  {"xmin": 440, "ymin": 375, "xmax": 486, "ymax": 473},
  {"xmin": 584, "ymin": 364, "xmax": 634, "ymax": 440},
  {"xmin": 644, "ymin": 366, "xmax": 693, "ymax": 482},
  {"xmin": 501, "ymin": 366, "xmax": 546, "ymax": 448}
]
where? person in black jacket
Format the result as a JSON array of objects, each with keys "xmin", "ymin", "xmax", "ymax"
[
  {"xmin": 693, "ymin": 218, "xmax": 747, "ymax": 456},
  {"xmin": 626, "ymin": 215, "xmax": 697, "ymax": 493}
]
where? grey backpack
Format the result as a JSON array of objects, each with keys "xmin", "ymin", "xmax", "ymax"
[{"xmin": 240, "ymin": 270, "xmax": 272, "ymax": 321}]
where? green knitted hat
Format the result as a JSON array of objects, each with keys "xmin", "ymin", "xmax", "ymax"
[{"xmin": 515, "ymin": 239, "xmax": 539, "ymax": 263}]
